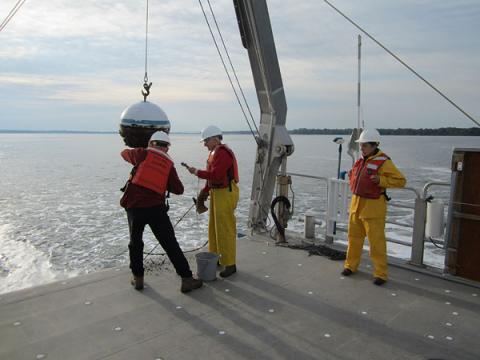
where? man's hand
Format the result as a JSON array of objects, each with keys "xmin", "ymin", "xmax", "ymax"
[
  {"xmin": 187, "ymin": 166, "xmax": 197, "ymax": 175},
  {"xmin": 370, "ymin": 175, "xmax": 380, "ymax": 184}
]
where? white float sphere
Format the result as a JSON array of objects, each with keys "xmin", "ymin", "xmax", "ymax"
[{"xmin": 120, "ymin": 101, "xmax": 171, "ymax": 131}]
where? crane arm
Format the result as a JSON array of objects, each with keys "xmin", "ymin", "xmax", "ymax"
[{"xmin": 233, "ymin": 0, "xmax": 294, "ymax": 232}]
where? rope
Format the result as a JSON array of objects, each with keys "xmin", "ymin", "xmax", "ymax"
[
  {"xmin": 143, "ymin": 202, "xmax": 202, "ymax": 259},
  {"xmin": 144, "ymin": 0, "xmax": 150, "ymax": 83},
  {"xmin": 0, "ymin": 0, "xmax": 27, "ymax": 33},
  {"xmin": 198, "ymin": 1, "xmax": 279, "ymax": 233},
  {"xmin": 198, "ymin": 0, "xmax": 260, "ymax": 145},
  {"xmin": 427, "ymin": 236, "xmax": 444, "ymax": 250},
  {"xmin": 322, "ymin": 0, "xmax": 480, "ymax": 128},
  {"xmin": 205, "ymin": 0, "xmax": 260, "ymax": 136}
]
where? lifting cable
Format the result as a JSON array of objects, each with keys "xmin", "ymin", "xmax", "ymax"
[
  {"xmin": 205, "ymin": 0, "xmax": 260, "ymax": 136},
  {"xmin": 322, "ymin": 0, "xmax": 480, "ymax": 128},
  {"xmin": 198, "ymin": 0, "xmax": 261, "ymax": 144},
  {"xmin": 142, "ymin": 0, "xmax": 152, "ymax": 101},
  {"xmin": 199, "ymin": 0, "xmax": 278, "ymax": 231},
  {"xmin": 0, "ymin": 0, "xmax": 27, "ymax": 33}
]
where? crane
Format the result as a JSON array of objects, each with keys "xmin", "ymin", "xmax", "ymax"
[{"xmin": 233, "ymin": 0, "xmax": 294, "ymax": 239}]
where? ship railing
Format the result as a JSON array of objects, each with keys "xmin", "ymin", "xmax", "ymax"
[{"xmin": 285, "ymin": 172, "xmax": 450, "ymax": 269}]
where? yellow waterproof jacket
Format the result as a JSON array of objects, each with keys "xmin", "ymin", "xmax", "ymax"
[{"xmin": 349, "ymin": 151, "xmax": 406, "ymax": 219}]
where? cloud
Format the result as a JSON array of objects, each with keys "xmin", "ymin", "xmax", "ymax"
[
  {"xmin": 0, "ymin": 71, "xmax": 234, "ymax": 105},
  {"xmin": 0, "ymin": 0, "xmax": 479, "ymax": 130}
]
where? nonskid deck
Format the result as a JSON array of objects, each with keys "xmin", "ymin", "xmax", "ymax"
[{"xmin": 1, "ymin": 236, "xmax": 479, "ymax": 360}]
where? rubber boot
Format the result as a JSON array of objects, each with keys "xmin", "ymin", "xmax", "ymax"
[
  {"xmin": 130, "ymin": 276, "xmax": 144, "ymax": 291},
  {"xmin": 341, "ymin": 268, "xmax": 353, "ymax": 276},
  {"xmin": 220, "ymin": 265, "xmax": 237, "ymax": 278},
  {"xmin": 373, "ymin": 277, "xmax": 386, "ymax": 286},
  {"xmin": 181, "ymin": 277, "xmax": 203, "ymax": 293}
]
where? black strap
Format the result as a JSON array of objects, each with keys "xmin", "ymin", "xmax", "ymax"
[
  {"xmin": 166, "ymin": 191, "xmax": 170, "ymax": 211},
  {"xmin": 382, "ymin": 190, "xmax": 391, "ymax": 202},
  {"xmin": 120, "ymin": 165, "xmax": 138, "ymax": 192}
]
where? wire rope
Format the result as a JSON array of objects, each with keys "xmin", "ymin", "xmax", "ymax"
[
  {"xmin": 205, "ymin": 0, "xmax": 260, "ymax": 136},
  {"xmin": 198, "ymin": 0, "xmax": 260, "ymax": 145},
  {"xmin": 143, "ymin": 0, "xmax": 150, "ymax": 83},
  {"xmin": 322, "ymin": 0, "xmax": 480, "ymax": 127},
  {"xmin": 0, "ymin": 0, "xmax": 27, "ymax": 33}
]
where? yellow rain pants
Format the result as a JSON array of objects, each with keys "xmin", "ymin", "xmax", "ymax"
[
  {"xmin": 344, "ymin": 155, "xmax": 406, "ymax": 280},
  {"xmin": 345, "ymin": 213, "xmax": 388, "ymax": 279},
  {"xmin": 208, "ymin": 181, "xmax": 239, "ymax": 266}
]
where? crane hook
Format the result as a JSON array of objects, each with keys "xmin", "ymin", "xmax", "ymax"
[{"xmin": 142, "ymin": 82, "xmax": 152, "ymax": 102}]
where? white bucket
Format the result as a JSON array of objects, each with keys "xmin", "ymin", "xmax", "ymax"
[{"xmin": 195, "ymin": 252, "xmax": 219, "ymax": 281}]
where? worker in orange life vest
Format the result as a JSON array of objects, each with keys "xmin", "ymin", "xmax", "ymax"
[
  {"xmin": 342, "ymin": 129, "xmax": 406, "ymax": 286},
  {"xmin": 120, "ymin": 131, "xmax": 203, "ymax": 293},
  {"xmin": 186, "ymin": 125, "xmax": 240, "ymax": 278}
]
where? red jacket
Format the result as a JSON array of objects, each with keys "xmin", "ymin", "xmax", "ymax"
[
  {"xmin": 120, "ymin": 148, "xmax": 184, "ymax": 209},
  {"xmin": 197, "ymin": 144, "xmax": 239, "ymax": 192}
]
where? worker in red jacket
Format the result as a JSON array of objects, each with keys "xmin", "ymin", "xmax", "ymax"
[
  {"xmin": 186, "ymin": 126, "xmax": 240, "ymax": 278},
  {"xmin": 120, "ymin": 131, "xmax": 203, "ymax": 293}
]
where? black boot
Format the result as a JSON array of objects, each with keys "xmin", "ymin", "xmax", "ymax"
[
  {"xmin": 181, "ymin": 277, "xmax": 203, "ymax": 293},
  {"xmin": 220, "ymin": 265, "xmax": 237, "ymax": 278},
  {"xmin": 130, "ymin": 275, "xmax": 144, "ymax": 290},
  {"xmin": 373, "ymin": 277, "xmax": 386, "ymax": 286},
  {"xmin": 341, "ymin": 268, "xmax": 353, "ymax": 276}
]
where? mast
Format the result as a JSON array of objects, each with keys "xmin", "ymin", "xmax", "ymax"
[{"xmin": 357, "ymin": 34, "xmax": 362, "ymax": 131}]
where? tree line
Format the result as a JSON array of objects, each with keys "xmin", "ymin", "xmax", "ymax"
[{"xmin": 288, "ymin": 127, "xmax": 480, "ymax": 136}]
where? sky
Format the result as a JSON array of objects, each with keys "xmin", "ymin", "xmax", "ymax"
[{"xmin": 0, "ymin": 0, "xmax": 479, "ymax": 132}]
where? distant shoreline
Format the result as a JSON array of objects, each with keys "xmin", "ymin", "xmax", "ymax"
[
  {"xmin": 1, "ymin": 127, "xmax": 479, "ymax": 136},
  {"xmin": 289, "ymin": 127, "xmax": 480, "ymax": 136}
]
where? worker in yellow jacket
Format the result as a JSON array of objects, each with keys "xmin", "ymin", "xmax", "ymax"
[{"xmin": 342, "ymin": 129, "xmax": 406, "ymax": 285}]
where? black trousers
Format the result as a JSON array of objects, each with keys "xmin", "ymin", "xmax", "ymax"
[{"xmin": 126, "ymin": 206, "xmax": 192, "ymax": 278}]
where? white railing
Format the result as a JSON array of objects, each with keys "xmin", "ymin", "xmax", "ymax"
[{"xmin": 285, "ymin": 172, "xmax": 450, "ymax": 268}]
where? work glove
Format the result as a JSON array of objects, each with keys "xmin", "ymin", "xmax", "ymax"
[{"xmin": 196, "ymin": 189, "xmax": 209, "ymax": 214}]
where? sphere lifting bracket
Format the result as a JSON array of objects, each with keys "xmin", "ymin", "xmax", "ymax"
[{"xmin": 142, "ymin": 81, "xmax": 152, "ymax": 102}]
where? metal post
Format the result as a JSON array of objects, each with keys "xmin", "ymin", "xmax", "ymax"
[
  {"xmin": 275, "ymin": 157, "xmax": 290, "ymax": 243},
  {"xmin": 337, "ymin": 143, "xmax": 342, "ymax": 179},
  {"xmin": 444, "ymin": 167, "xmax": 458, "ymax": 273},
  {"xmin": 332, "ymin": 137, "xmax": 344, "ymax": 237},
  {"xmin": 410, "ymin": 198, "xmax": 427, "ymax": 267},
  {"xmin": 325, "ymin": 179, "xmax": 335, "ymax": 244},
  {"xmin": 357, "ymin": 34, "xmax": 363, "ymax": 129},
  {"xmin": 304, "ymin": 213, "xmax": 316, "ymax": 239}
]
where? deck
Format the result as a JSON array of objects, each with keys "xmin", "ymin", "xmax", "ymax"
[{"xmin": 1, "ymin": 236, "xmax": 480, "ymax": 360}]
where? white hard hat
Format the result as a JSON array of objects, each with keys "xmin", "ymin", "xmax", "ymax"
[
  {"xmin": 200, "ymin": 125, "xmax": 222, "ymax": 141},
  {"xmin": 355, "ymin": 129, "xmax": 381, "ymax": 143},
  {"xmin": 149, "ymin": 131, "xmax": 171, "ymax": 145}
]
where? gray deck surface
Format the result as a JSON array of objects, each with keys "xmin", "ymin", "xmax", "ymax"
[{"xmin": 1, "ymin": 236, "xmax": 480, "ymax": 360}]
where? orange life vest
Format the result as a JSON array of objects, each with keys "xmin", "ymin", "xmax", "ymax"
[
  {"xmin": 132, "ymin": 147, "xmax": 173, "ymax": 194},
  {"xmin": 349, "ymin": 152, "xmax": 389, "ymax": 199},
  {"xmin": 207, "ymin": 144, "xmax": 239, "ymax": 189}
]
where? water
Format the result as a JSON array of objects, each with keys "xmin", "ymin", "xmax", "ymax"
[{"xmin": 0, "ymin": 133, "xmax": 478, "ymax": 294}]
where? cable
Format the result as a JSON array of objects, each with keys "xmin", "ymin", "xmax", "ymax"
[
  {"xmin": 0, "ymin": 0, "xmax": 27, "ymax": 33},
  {"xmin": 143, "ymin": 202, "xmax": 198, "ymax": 259},
  {"xmin": 143, "ymin": 0, "xmax": 150, "ymax": 83},
  {"xmin": 428, "ymin": 236, "xmax": 444, "ymax": 250},
  {"xmin": 206, "ymin": 0, "xmax": 260, "ymax": 136},
  {"xmin": 322, "ymin": 0, "xmax": 480, "ymax": 128},
  {"xmin": 198, "ymin": 0, "xmax": 260, "ymax": 145},
  {"xmin": 199, "ymin": 0, "xmax": 280, "ymax": 233}
]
